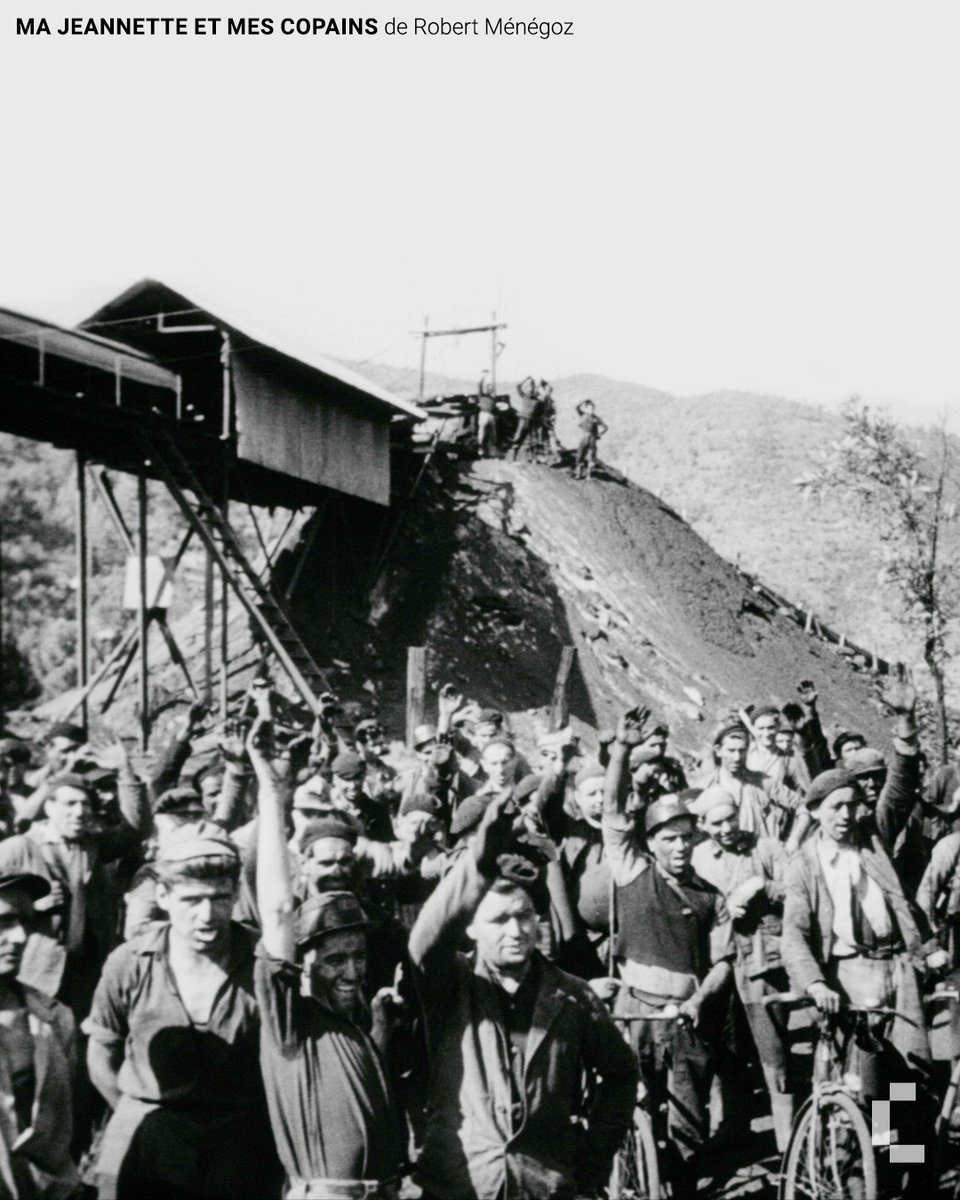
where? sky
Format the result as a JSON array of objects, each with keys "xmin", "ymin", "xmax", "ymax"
[{"xmin": 3, "ymin": 1, "xmax": 960, "ymax": 427}]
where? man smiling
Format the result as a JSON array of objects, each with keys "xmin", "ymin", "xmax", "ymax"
[{"xmin": 250, "ymin": 710, "xmax": 405, "ymax": 1200}]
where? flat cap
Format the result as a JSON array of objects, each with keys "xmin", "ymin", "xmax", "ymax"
[
  {"xmin": 846, "ymin": 747, "xmax": 887, "ymax": 777},
  {"xmin": 513, "ymin": 774, "xmax": 543, "ymax": 804},
  {"xmin": 713, "ymin": 721, "xmax": 750, "ymax": 746},
  {"xmin": 154, "ymin": 787, "xmax": 206, "ymax": 816},
  {"xmin": 688, "ymin": 785, "xmax": 738, "ymax": 818},
  {"xmin": 331, "ymin": 752, "xmax": 366, "ymax": 781},
  {"xmin": 0, "ymin": 872, "xmax": 50, "ymax": 901},
  {"xmin": 295, "ymin": 891, "xmax": 370, "ymax": 947},
  {"xmin": 300, "ymin": 815, "xmax": 359, "ymax": 847},
  {"xmin": 157, "ymin": 822, "xmax": 239, "ymax": 865},
  {"xmin": 832, "ymin": 730, "xmax": 865, "ymax": 759},
  {"xmin": 575, "ymin": 760, "xmax": 606, "ymax": 788},
  {"xmin": 412, "ymin": 723, "xmax": 438, "ymax": 749},
  {"xmin": 644, "ymin": 795, "xmax": 695, "ymax": 836},
  {"xmin": 805, "ymin": 768, "xmax": 861, "ymax": 810}
]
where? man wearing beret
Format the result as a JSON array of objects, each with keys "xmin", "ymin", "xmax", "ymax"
[
  {"xmin": 601, "ymin": 711, "xmax": 734, "ymax": 1193},
  {"xmin": 330, "ymin": 750, "xmax": 394, "ymax": 843},
  {"xmin": 783, "ymin": 767, "xmax": 945, "ymax": 1080},
  {"xmin": 249, "ymin": 711, "xmax": 406, "ymax": 1200},
  {"xmin": 410, "ymin": 789, "xmax": 636, "ymax": 1200},
  {"xmin": 690, "ymin": 786, "xmax": 795, "ymax": 1150},
  {"xmin": 0, "ymin": 872, "xmax": 78, "ymax": 1199}
]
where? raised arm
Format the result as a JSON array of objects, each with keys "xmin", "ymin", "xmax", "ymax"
[
  {"xmin": 602, "ymin": 708, "xmax": 650, "ymax": 886},
  {"xmin": 249, "ymin": 703, "xmax": 295, "ymax": 962},
  {"xmin": 409, "ymin": 791, "xmax": 516, "ymax": 979}
]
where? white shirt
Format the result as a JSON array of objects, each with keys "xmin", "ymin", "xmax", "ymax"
[{"xmin": 816, "ymin": 836, "xmax": 893, "ymax": 956}]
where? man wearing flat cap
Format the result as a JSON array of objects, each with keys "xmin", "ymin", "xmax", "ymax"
[
  {"xmin": 410, "ymin": 789, "xmax": 636, "ymax": 1200},
  {"xmin": 84, "ymin": 822, "xmax": 280, "ymax": 1200},
  {"xmin": 783, "ymin": 767, "xmax": 944, "ymax": 1086},
  {"xmin": 250, "ymin": 713, "xmax": 405, "ymax": 1200},
  {"xmin": 0, "ymin": 872, "xmax": 78, "ymax": 1200},
  {"xmin": 601, "ymin": 710, "xmax": 734, "ymax": 1194},
  {"xmin": 690, "ymin": 786, "xmax": 795, "ymax": 1150}
]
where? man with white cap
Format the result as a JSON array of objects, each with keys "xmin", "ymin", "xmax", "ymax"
[
  {"xmin": 250, "ymin": 711, "xmax": 405, "ymax": 1200},
  {"xmin": 84, "ymin": 822, "xmax": 279, "ymax": 1200},
  {"xmin": 690, "ymin": 785, "xmax": 795, "ymax": 1150}
]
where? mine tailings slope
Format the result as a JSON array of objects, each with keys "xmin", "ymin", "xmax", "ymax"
[{"xmin": 375, "ymin": 456, "xmax": 891, "ymax": 760}]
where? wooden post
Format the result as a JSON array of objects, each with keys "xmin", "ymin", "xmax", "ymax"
[
  {"xmin": 549, "ymin": 646, "xmax": 576, "ymax": 731},
  {"xmin": 406, "ymin": 647, "xmax": 427, "ymax": 747},
  {"xmin": 137, "ymin": 469, "xmax": 149, "ymax": 751},
  {"xmin": 490, "ymin": 310, "xmax": 497, "ymax": 396},
  {"xmin": 75, "ymin": 454, "xmax": 90, "ymax": 736},
  {"xmin": 418, "ymin": 316, "xmax": 428, "ymax": 399}
]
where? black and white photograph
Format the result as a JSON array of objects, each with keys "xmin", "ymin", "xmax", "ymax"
[{"xmin": 2, "ymin": 3, "xmax": 960, "ymax": 1197}]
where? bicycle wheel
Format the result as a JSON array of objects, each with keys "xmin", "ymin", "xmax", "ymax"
[
  {"xmin": 779, "ymin": 1092, "xmax": 878, "ymax": 1200},
  {"xmin": 609, "ymin": 1105, "xmax": 662, "ymax": 1199}
]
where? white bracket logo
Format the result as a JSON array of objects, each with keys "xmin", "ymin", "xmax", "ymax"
[{"xmin": 871, "ymin": 1082, "xmax": 924, "ymax": 1164}]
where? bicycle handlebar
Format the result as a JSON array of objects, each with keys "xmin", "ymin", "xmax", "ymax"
[{"xmin": 761, "ymin": 991, "xmax": 909, "ymax": 1019}]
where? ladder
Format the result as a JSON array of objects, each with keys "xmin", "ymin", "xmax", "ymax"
[{"xmin": 143, "ymin": 425, "xmax": 330, "ymax": 710}]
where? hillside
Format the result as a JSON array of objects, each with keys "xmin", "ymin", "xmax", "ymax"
[
  {"xmin": 347, "ymin": 358, "xmax": 952, "ymax": 695},
  {"xmin": 24, "ymin": 451, "xmax": 895, "ymax": 769}
]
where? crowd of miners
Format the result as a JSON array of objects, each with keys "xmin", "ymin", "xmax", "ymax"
[{"xmin": 0, "ymin": 673, "xmax": 958, "ymax": 1199}]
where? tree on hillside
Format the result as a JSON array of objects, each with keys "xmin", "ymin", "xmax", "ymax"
[{"xmin": 797, "ymin": 399, "xmax": 959, "ymax": 761}]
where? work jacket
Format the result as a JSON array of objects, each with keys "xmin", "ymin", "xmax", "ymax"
[
  {"xmin": 783, "ymin": 832, "xmax": 935, "ymax": 1065},
  {"xmin": 409, "ymin": 853, "xmax": 636, "ymax": 1200},
  {"xmin": 691, "ymin": 832, "xmax": 785, "ymax": 980},
  {"xmin": 0, "ymin": 984, "xmax": 78, "ymax": 1200}
]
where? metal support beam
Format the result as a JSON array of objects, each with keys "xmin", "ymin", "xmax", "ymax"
[
  {"xmin": 204, "ymin": 552, "xmax": 214, "ymax": 705},
  {"xmin": 75, "ymin": 454, "xmax": 90, "ymax": 735},
  {"xmin": 137, "ymin": 469, "xmax": 149, "ymax": 750}
]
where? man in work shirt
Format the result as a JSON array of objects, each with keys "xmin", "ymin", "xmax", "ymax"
[
  {"xmin": 250, "ymin": 710, "xmax": 405, "ymax": 1200},
  {"xmin": 690, "ymin": 785, "xmax": 795, "ymax": 1151},
  {"xmin": 601, "ymin": 711, "xmax": 733, "ymax": 1195},
  {"xmin": 0, "ymin": 871, "xmax": 79, "ymax": 1200},
  {"xmin": 699, "ymin": 721, "xmax": 801, "ymax": 842},
  {"xmin": 410, "ymin": 790, "xmax": 636, "ymax": 1200},
  {"xmin": 84, "ymin": 823, "xmax": 279, "ymax": 1200}
]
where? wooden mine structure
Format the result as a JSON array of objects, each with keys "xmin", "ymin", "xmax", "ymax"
[{"xmin": 0, "ymin": 280, "xmax": 425, "ymax": 745}]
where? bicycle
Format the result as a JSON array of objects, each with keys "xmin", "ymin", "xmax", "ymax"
[
  {"xmin": 597, "ymin": 979, "xmax": 685, "ymax": 1200},
  {"xmin": 767, "ymin": 992, "xmax": 913, "ymax": 1200}
]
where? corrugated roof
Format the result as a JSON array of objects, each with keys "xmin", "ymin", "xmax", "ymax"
[{"xmin": 81, "ymin": 278, "xmax": 426, "ymax": 420}]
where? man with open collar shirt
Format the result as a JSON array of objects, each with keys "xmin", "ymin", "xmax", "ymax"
[
  {"xmin": 601, "ymin": 709, "xmax": 734, "ymax": 1196},
  {"xmin": 690, "ymin": 785, "xmax": 794, "ymax": 1151},
  {"xmin": 410, "ymin": 789, "xmax": 636, "ymax": 1200}
]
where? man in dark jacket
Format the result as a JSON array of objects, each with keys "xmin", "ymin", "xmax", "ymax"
[{"xmin": 410, "ymin": 791, "xmax": 636, "ymax": 1200}]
